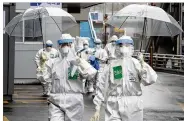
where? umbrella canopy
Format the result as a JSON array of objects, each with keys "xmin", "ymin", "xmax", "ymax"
[
  {"xmin": 107, "ymin": 4, "xmax": 183, "ymax": 37},
  {"xmin": 4, "ymin": 6, "xmax": 77, "ymax": 37}
]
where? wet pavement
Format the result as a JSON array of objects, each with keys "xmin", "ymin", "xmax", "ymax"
[{"xmin": 3, "ymin": 72, "xmax": 184, "ymax": 121}]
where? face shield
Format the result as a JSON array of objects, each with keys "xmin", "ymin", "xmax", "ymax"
[
  {"xmin": 58, "ymin": 39, "xmax": 73, "ymax": 56},
  {"xmin": 59, "ymin": 43, "xmax": 70, "ymax": 54},
  {"xmin": 117, "ymin": 43, "xmax": 134, "ymax": 57},
  {"xmin": 115, "ymin": 37, "xmax": 135, "ymax": 57}
]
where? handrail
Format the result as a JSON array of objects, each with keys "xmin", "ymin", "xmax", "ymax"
[
  {"xmin": 88, "ymin": 12, "xmax": 98, "ymax": 43},
  {"xmin": 133, "ymin": 52, "xmax": 184, "ymax": 73}
]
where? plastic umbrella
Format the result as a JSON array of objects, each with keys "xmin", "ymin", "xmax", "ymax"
[
  {"xmin": 107, "ymin": 4, "xmax": 183, "ymax": 51},
  {"xmin": 4, "ymin": 6, "xmax": 77, "ymax": 47}
]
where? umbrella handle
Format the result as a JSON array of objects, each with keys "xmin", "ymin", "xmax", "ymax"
[{"xmin": 140, "ymin": 40, "xmax": 143, "ymax": 52}]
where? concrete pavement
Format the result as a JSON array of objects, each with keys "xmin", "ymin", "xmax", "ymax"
[{"xmin": 3, "ymin": 72, "xmax": 184, "ymax": 121}]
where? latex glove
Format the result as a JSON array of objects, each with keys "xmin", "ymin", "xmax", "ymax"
[
  {"xmin": 137, "ymin": 52, "xmax": 144, "ymax": 67},
  {"xmin": 90, "ymin": 110, "xmax": 100, "ymax": 121}
]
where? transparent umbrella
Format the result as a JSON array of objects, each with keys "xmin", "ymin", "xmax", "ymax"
[
  {"xmin": 4, "ymin": 6, "xmax": 77, "ymax": 46},
  {"xmin": 107, "ymin": 4, "xmax": 183, "ymax": 50}
]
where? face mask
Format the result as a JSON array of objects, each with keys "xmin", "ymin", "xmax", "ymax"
[
  {"xmin": 96, "ymin": 44, "xmax": 101, "ymax": 49},
  {"xmin": 59, "ymin": 46, "xmax": 69, "ymax": 55},
  {"xmin": 120, "ymin": 46, "xmax": 130, "ymax": 57},
  {"xmin": 111, "ymin": 41, "xmax": 116, "ymax": 46},
  {"xmin": 46, "ymin": 47, "xmax": 52, "ymax": 52},
  {"xmin": 84, "ymin": 45, "xmax": 89, "ymax": 49}
]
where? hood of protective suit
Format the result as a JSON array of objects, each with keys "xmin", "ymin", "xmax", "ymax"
[
  {"xmin": 108, "ymin": 35, "xmax": 118, "ymax": 43},
  {"xmin": 115, "ymin": 36, "xmax": 134, "ymax": 58},
  {"xmin": 58, "ymin": 34, "xmax": 75, "ymax": 59}
]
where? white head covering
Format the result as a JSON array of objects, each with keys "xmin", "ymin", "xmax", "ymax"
[
  {"xmin": 95, "ymin": 38, "xmax": 102, "ymax": 44},
  {"xmin": 46, "ymin": 40, "xmax": 53, "ymax": 45},
  {"xmin": 83, "ymin": 39, "xmax": 89, "ymax": 45},
  {"xmin": 109, "ymin": 35, "xmax": 118, "ymax": 43},
  {"xmin": 60, "ymin": 33, "xmax": 75, "ymax": 40}
]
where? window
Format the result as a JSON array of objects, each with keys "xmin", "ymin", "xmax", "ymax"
[
  {"xmin": 25, "ymin": 36, "xmax": 43, "ymax": 42},
  {"xmin": 15, "ymin": 12, "xmax": 43, "ymax": 43}
]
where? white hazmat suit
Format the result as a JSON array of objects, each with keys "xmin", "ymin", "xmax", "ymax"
[
  {"xmin": 41, "ymin": 35, "xmax": 85, "ymax": 121},
  {"xmin": 91, "ymin": 36, "xmax": 157, "ymax": 121},
  {"xmin": 104, "ymin": 35, "xmax": 118, "ymax": 61},
  {"xmin": 35, "ymin": 40, "xmax": 59, "ymax": 96},
  {"xmin": 93, "ymin": 39, "xmax": 108, "ymax": 94},
  {"xmin": 77, "ymin": 39, "xmax": 94, "ymax": 93},
  {"xmin": 77, "ymin": 39, "xmax": 94, "ymax": 61}
]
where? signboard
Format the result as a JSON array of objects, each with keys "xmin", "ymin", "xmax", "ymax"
[
  {"xmin": 91, "ymin": 12, "xmax": 103, "ymax": 22},
  {"xmin": 30, "ymin": 2, "xmax": 61, "ymax": 8}
]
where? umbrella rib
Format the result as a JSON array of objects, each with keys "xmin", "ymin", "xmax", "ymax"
[
  {"xmin": 140, "ymin": 17, "xmax": 147, "ymax": 52},
  {"xmin": 32, "ymin": 9, "xmax": 38, "ymax": 38},
  {"xmin": 118, "ymin": 16, "xmax": 129, "ymax": 29},
  {"xmin": 45, "ymin": 7, "xmax": 77, "ymax": 32},
  {"xmin": 165, "ymin": 22, "xmax": 173, "ymax": 37},
  {"xmin": 37, "ymin": 9, "xmax": 44, "ymax": 48},
  {"xmin": 50, "ymin": 16, "xmax": 62, "ymax": 33}
]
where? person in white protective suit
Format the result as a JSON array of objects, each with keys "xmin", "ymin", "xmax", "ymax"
[
  {"xmin": 104, "ymin": 35, "xmax": 118, "ymax": 62},
  {"xmin": 41, "ymin": 34, "xmax": 87, "ymax": 121},
  {"xmin": 77, "ymin": 38, "xmax": 94, "ymax": 93},
  {"xmin": 77, "ymin": 38, "xmax": 94, "ymax": 60},
  {"xmin": 91, "ymin": 36, "xmax": 157, "ymax": 121},
  {"xmin": 93, "ymin": 39, "xmax": 108, "ymax": 93},
  {"xmin": 35, "ymin": 40, "xmax": 59, "ymax": 96}
]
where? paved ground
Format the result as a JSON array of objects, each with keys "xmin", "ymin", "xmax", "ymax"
[{"xmin": 3, "ymin": 72, "xmax": 184, "ymax": 121}]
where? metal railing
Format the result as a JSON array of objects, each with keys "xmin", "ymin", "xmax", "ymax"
[
  {"xmin": 88, "ymin": 12, "xmax": 98, "ymax": 43},
  {"xmin": 133, "ymin": 52, "xmax": 184, "ymax": 73}
]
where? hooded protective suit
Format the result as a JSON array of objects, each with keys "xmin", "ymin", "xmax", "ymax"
[
  {"xmin": 77, "ymin": 39, "xmax": 94, "ymax": 61},
  {"xmin": 91, "ymin": 36, "xmax": 157, "ymax": 121},
  {"xmin": 104, "ymin": 35, "xmax": 118, "ymax": 61},
  {"xmin": 77, "ymin": 39, "xmax": 95, "ymax": 93},
  {"xmin": 35, "ymin": 40, "xmax": 59, "ymax": 96},
  {"xmin": 91, "ymin": 39, "xmax": 108, "ymax": 94},
  {"xmin": 40, "ymin": 34, "xmax": 85, "ymax": 121}
]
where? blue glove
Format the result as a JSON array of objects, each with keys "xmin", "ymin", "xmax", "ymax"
[{"xmin": 89, "ymin": 55, "xmax": 100, "ymax": 70}]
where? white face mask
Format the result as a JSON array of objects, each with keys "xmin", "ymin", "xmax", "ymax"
[
  {"xmin": 111, "ymin": 41, "xmax": 116, "ymax": 46},
  {"xmin": 120, "ymin": 46, "xmax": 130, "ymax": 57},
  {"xmin": 46, "ymin": 47, "xmax": 52, "ymax": 52},
  {"xmin": 96, "ymin": 44, "xmax": 101, "ymax": 49},
  {"xmin": 59, "ymin": 46, "xmax": 69, "ymax": 55},
  {"xmin": 84, "ymin": 45, "xmax": 89, "ymax": 49}
]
